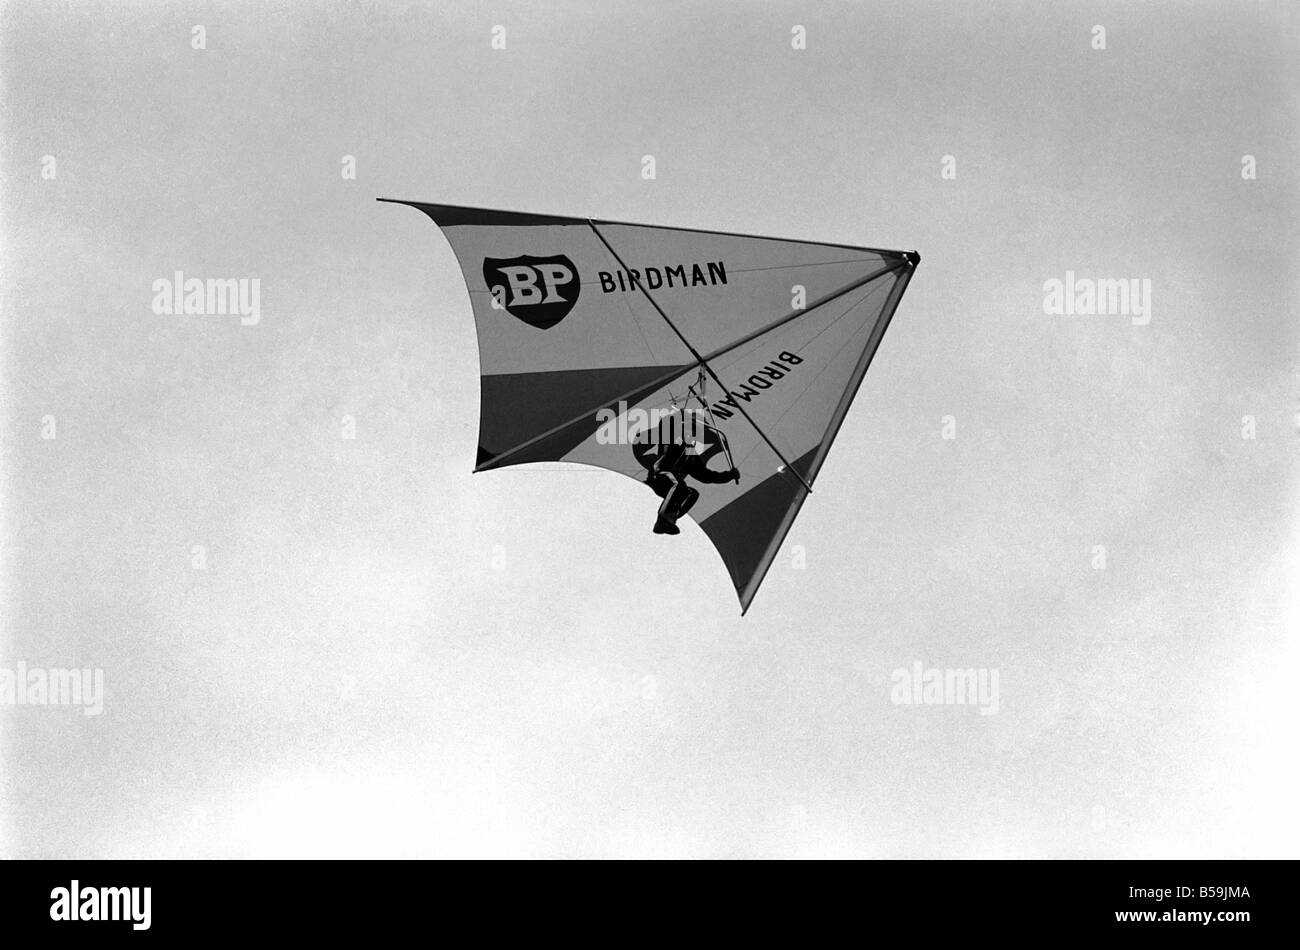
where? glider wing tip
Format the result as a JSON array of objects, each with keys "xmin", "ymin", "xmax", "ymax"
[{"xmin": 377, "ymin": 197, "xmax": 423, "ymax": 212}]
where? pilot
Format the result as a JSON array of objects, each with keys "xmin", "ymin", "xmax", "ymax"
[{"xmin": 632, "ymin": 409, "xmax": 740, "ymax": 535}]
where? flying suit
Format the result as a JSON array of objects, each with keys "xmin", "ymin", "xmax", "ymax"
[{"xmin": 632, "ymin": 412, "xmax": 739, "ymax": 535}]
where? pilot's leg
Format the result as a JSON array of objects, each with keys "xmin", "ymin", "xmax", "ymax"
[
  {"xmin": 653, "ymin": 474, "xmax": 684, "ymax": 535},
  {"xmin": 646, "ymin": 471, "xmax": 672, "ymax": 499},
  {"xmin": 654, "ymin": 480, "xmax": 699, "ymax": 536},
  {"xmin": 668, "ymin": 483, "xmax": 700, "ymax": 519}
]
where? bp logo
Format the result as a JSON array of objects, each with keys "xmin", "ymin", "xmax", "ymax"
[{"xmin": 483, "ymin": 255, "xmax": 581, "ymax": 329}]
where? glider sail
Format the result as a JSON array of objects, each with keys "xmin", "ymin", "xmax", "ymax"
[{"xmin": 382, "ymin": 199, "xmax": 918, "ymax": 612}]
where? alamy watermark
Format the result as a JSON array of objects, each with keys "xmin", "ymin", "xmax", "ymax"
[
  {"xmin": 890, "ymin": 662, "xmax": 999, "ymax": 715},
  {"xmin": 1042, "ymin": 271, "xmax": 1151, "ymax": 325},
  {"xmin": 50, "ymin": 881, "xmax": 150, "ymax": 930},
  {"xmin": 151, "ymin": 271, "xmax": 260, "ymax": 325},
  {"xmin": 1, "ymin": 662, "xmax": 104, "ymax": 716},
  {"xmin": 595, "ymin": 402, "xmax": 709, "ymax": 445}
]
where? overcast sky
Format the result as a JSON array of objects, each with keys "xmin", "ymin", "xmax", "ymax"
[{"xmin": 2, "ymin": 0, "xmax": 1297, "ymax": 857}]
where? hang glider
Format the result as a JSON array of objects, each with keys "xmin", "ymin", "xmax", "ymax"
[{"xmin": 380, "ymin": 199, "xmax": 919, "ymax": 613}]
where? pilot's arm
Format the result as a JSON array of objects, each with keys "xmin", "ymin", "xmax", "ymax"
[{"xmin": 689, "ymin": 425, "xmax": 740, "ymax": 484}]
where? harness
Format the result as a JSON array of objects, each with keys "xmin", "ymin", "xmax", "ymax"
[{"xmin": 684, "ymin": 367, "xmax": 737, "ymax": 479}]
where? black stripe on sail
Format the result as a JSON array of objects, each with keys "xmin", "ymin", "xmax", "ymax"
[
  {"xmin": 699, "ymin": 447, "xmax": 819, "ymax": 610},
  {"xmin": 476, "ymin": 365, "xmax": 691, "ymax": 470}
]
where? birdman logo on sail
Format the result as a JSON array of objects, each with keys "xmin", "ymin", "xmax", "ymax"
[
  {"xmin": 709, "ymin": 351, "xmax": 804, "ymax": 421},
  {"xmin": 598, "ymin": 260, "xmax": 727, "ymax": 294}
]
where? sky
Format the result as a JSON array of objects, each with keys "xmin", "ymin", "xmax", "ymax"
[{"xmin": 1, "ymin": 0, "xmax": 1297, "ymax": 857}]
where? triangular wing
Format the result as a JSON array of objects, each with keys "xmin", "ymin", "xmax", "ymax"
[{"xmin": 383, "ymin": 199, "xmax": 918, "ymax": 612}]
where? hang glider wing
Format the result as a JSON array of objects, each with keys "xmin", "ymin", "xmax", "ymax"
[{"xmin": 381, "ymin": 199, "xmax": 918, "ymax": 612}]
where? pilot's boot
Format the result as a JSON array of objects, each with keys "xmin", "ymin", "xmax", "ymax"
[{"xmin": 652, "ymin": 514, "xmax": 679, "ymax": 535}]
